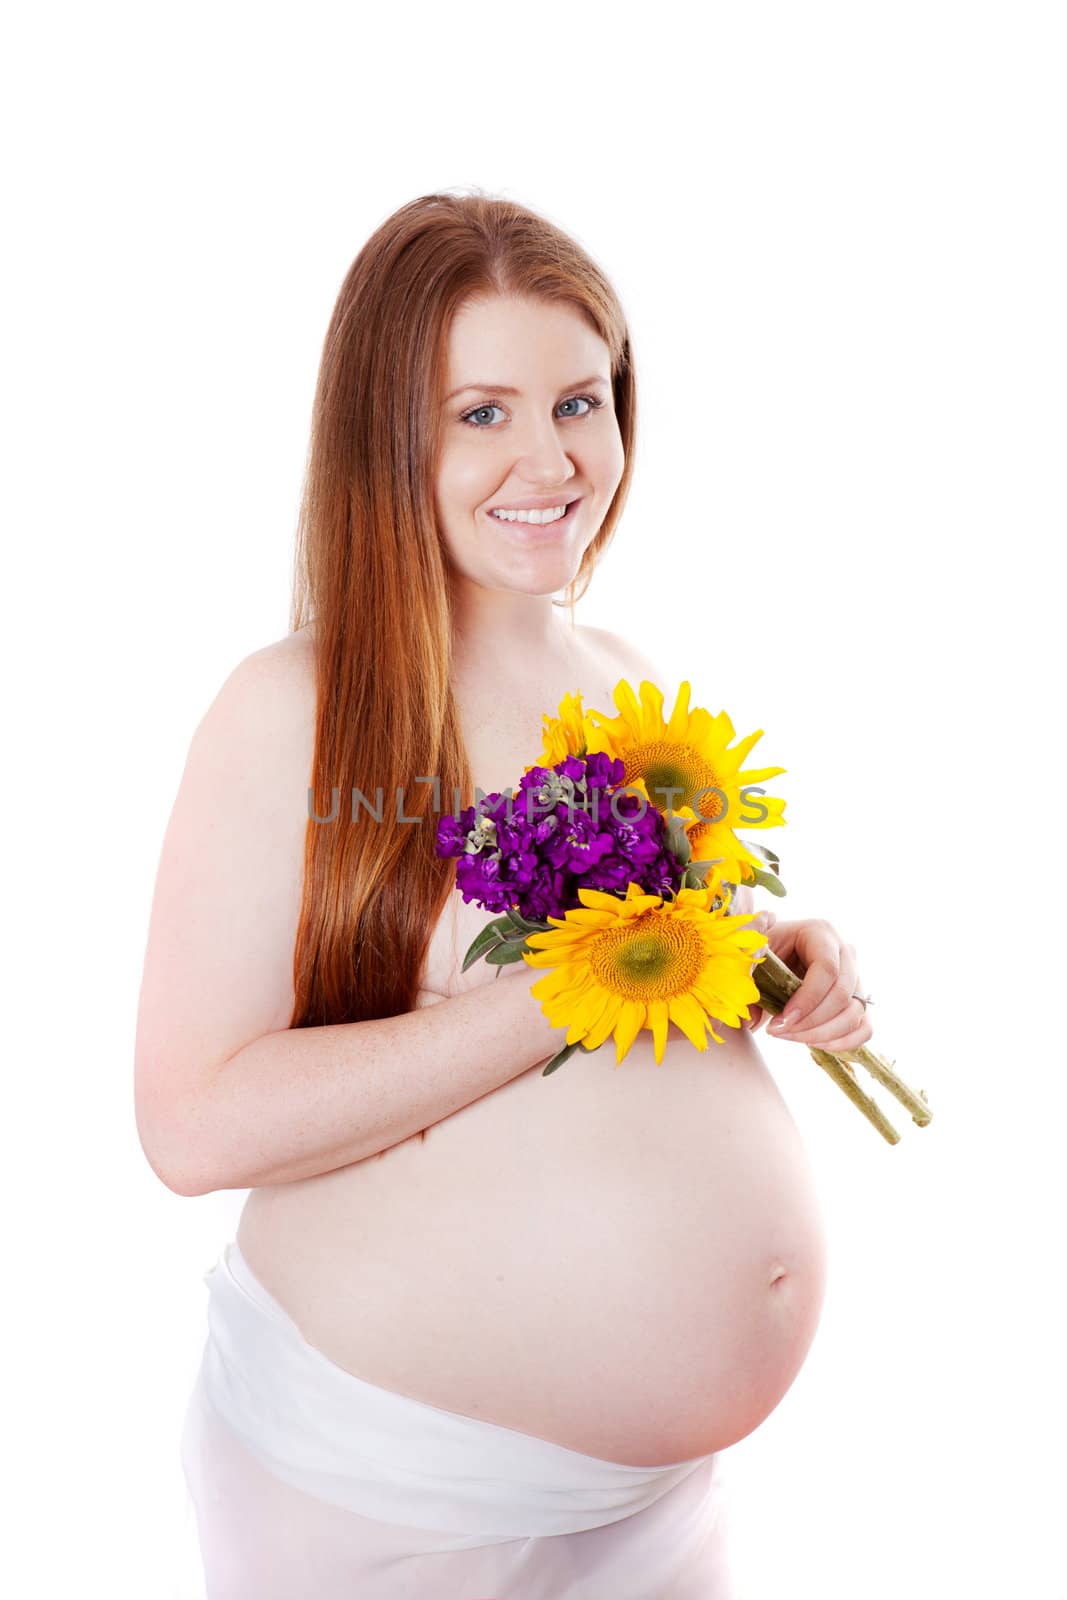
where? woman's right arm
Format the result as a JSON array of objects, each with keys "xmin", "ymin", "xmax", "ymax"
[
  {"xmin": 133, "ymin": 638, "xmax": 563, "ymax": 1198},
  {"xmin": 159, "ymin": 967, "xmax": 555, "ymax": 1196}
]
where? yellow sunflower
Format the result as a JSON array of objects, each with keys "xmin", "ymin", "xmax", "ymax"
[
  {"xmin": 584, "ymin": 679, "xmax": 787, "ymax": 885},
  {"xmin": 526, "ymin": 688, "xmax": 592, "ymax": 771},
  {"xmin": 521, "ymin": 880, "xmax": 767, "ymax": 1066}
]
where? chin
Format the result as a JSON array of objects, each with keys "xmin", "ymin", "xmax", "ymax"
[{"xmin": 491, "ymin": 564, "xmax": 580, "ymax": 597}]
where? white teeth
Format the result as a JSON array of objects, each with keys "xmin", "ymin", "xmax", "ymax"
[{"xmin": 489, "ymin": 503, "xmax": 569, "ymax": 524}]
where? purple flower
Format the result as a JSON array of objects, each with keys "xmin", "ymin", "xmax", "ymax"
[{"xmin": 434, "ymin": 752, "xmax": 683, "ymax": 923}]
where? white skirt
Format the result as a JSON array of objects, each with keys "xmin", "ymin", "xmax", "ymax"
[{"xmin": 179, "ymin": 1239, "xmax": 736, "ymax": 1597}]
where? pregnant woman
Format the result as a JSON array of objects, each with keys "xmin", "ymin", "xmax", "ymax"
[{"xmin": 135, "ymin": 190, "xmax": 874, "ymax": 1598}]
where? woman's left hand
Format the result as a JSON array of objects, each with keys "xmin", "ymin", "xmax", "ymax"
[{"xmin": 752, "ymin": 918, "xmax": 874, "ymax": 1053}]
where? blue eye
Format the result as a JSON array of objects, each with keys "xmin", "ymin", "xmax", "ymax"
[
  {"xmin": 459, "ymin": 394, "xmax": 605, "ymax": 429},
  {"xmin": 461, "ymin": 403, "xmax": 507, "ymax": 428}
]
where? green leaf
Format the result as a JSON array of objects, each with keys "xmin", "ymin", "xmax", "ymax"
[
  {"xmin": 541, "ymin": 1038, "xmax": 584, "ymax": 1075},
  {"xmin": 504, "ymin": 906, "xmax": 549, "ymax": 936},
  {"xmin": 685, "ymin": 857, "xmax": 723, "ymax": 886},
  {"xmin": 745, "ymin": 840, "xmax": 781, "ymax": 867},
  {"xmin": 749, "ymin": 866, "xmax": 788, "ymax": 898},
  {"xmin": 663, "ymin": 815, "xmax": 693, "ymax": 866},
  {"xmin": 460, "ymin": 918, "xmax": 512, "ymax": 972},
  {"xmin": 484, "ymin": 939, "xmax": 531, "ymax": 966}
]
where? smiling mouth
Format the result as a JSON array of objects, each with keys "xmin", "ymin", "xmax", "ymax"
[{"xmin": 484, "ymin": 497, "xmax": 583, "ymax": 534}]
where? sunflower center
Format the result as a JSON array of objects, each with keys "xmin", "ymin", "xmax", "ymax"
[
  {"xmin": 590, "ymin": 914, "xmax": 708, "ymax": 1001},
  {"xmin": 625, "ymin": 742, "xmax": 722, "ymax": 818}
]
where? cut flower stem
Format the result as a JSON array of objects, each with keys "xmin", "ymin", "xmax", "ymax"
[{"xmin": 754, "ymin": 949, "xmax": 931, "ymax": 1145}]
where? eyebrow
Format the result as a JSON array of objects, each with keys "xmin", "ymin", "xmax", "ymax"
[{"xmin": 443, "ymin": 374, "xmax": 612, "ymax": 403}]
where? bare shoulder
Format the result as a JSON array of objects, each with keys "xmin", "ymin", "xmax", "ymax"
[
  {"xmin": 239, "ymin": 621, "xmax": 317, "ymax": 703},
  {"xmin": 198, "ymin": 624, "xmax": 318, "ymax": 763},
  {"xmin": 134, "ymin": 623, "xmax": 319, "ymax": 1192},
  {"xmin": 575, "ymin": 623, "xmax": 671, "ymax": 691}
]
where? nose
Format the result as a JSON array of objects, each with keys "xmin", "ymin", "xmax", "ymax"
[{"xmin": 513, "ymin": 414, "xmax": 578, "ymax": 490}]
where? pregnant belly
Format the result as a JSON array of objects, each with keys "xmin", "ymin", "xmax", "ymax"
[{"xmin": 236, "ymin": 1027, "xmax": 829, "ymax": 1467}]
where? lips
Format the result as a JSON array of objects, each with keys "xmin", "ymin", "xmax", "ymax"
[
  {"xmin": 485, "ymin": 497, "xmax": 583, "ymax": 531},
  {"xmin": 487, "ymin": 492, "xmax": 583, "ymax": 513}
]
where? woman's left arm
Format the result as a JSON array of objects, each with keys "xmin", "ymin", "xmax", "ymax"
[{"xmin": 731, "ymin": 883, "xmax": 874, "ymax": 1054}]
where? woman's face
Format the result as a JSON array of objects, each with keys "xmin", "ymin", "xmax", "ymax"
[{"xmin": 435, "ymin": 293, "xmax": 625, "ymax": 599}]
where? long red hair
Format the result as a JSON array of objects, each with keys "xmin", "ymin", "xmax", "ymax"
[{"xmin": 288, "ymin": 190, "xmax": 637, "ymax": 1034}]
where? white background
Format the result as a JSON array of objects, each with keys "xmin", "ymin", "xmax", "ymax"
[{"xmin": 4, "ymin": 2, "xmax": 1064, "ymax": 1596}]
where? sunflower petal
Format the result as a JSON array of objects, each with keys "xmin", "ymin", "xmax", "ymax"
[
  {"xmin": 649, "ymin": 1000, "xmax": 669, "ymax": 1064},
  {"xmin": 722, "ymin": 728, "xmax": 767, "ymax": 767},
  {"xmin": 683, "ymin": 706, "xmax": 718, "ymax": 746},
  {"xmin": 735, "ymin": 763, "xmax": 787, "ymax": 784},
  {"xmin": 612, "ymin": 678, "xmax": 643, "ymax": 727},
  {"xmin": 668, "ymin": 991, "xmax": 711, "ymax": 1052},
  {"xmin": 613, "ymin": 999, "xmax": 647, "ymax": 1064},
  {"xmin": 542, "ymin": 986, "xmax": 602, "ymax": 1041},
  {"xmin": 522, "ymin": 947, "xmax": 582, "ymax": 968},
  {"xmin": 583, "ymin": 992, "xmax": 624, "ymax": 1052},
  {"xmin": 550, "ymin": 984, "xmax": 604, "ymax": 1044},
  {"xmin": 638, "ymin": 679, "xmax": 665, "ymax": 727},
  {"xmin": 740, "ymin": 797, "xmax": 787, "ymax": 826},
  {"xmin": 695, "ymin": 709, "xmax": 731, "ymax": 746},
  {"xmin": 575, "ymin": 885, "xmax": 639, "ymax": 913},
  {"xmin": 521, "ymin": 932, "xmax": 593, "ymax": 955},
  {"xmin": 528, "ymin": 967, "xmax": 594, "ymax": 1001},
  {"xmin": 615, "ymin": 883, "xmax": 665, "ymax": 913},
  {"xmin": 665, "ymin": 680, "xmax": 692, "ymax": 740}
]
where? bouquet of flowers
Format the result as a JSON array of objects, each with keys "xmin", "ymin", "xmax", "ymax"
[{"xmin": 435, "ymin": 679, "xmax": 931, "ymax": 1145}]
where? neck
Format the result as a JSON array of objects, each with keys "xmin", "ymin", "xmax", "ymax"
[{"xmin": 449, "ymin": 577, "xmax": 577, "ymax": 676}]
